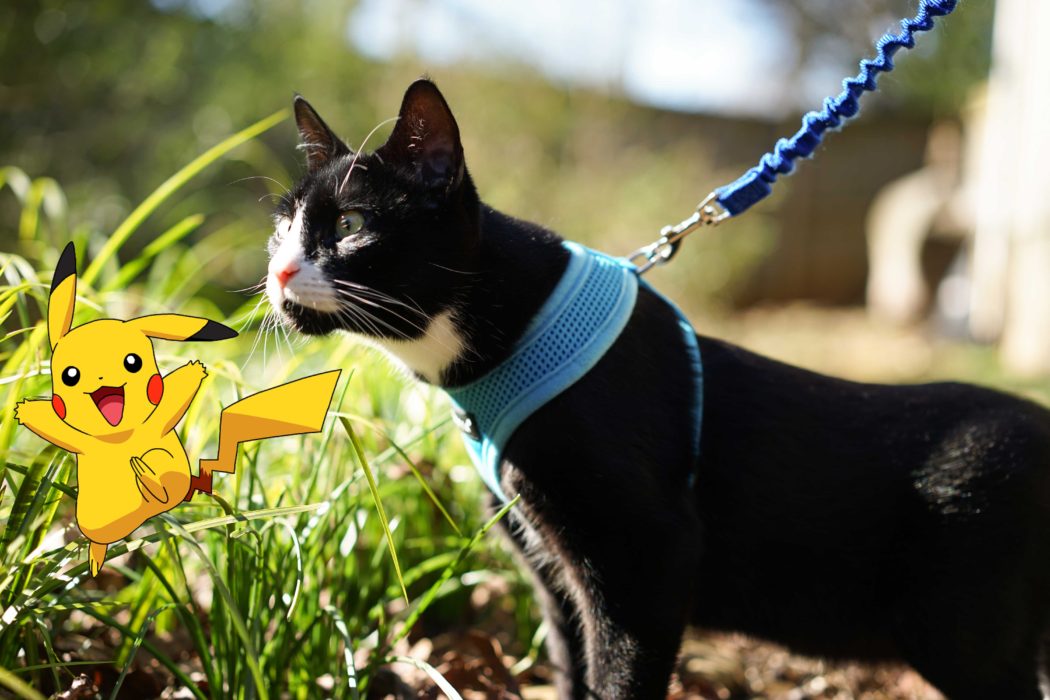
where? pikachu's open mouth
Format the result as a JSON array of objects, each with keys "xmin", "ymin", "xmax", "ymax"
[{"xmin": 89, "ymin": 385, "xmax": 125, "ymax": 427}]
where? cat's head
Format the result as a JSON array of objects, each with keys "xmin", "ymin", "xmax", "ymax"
[{"xmin": 266, "ymin": 79, "xmax": 478, "ymax": 379}]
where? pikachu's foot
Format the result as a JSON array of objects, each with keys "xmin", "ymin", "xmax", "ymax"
[
  {"xmin": 89, "ymin": 542, "xmax": 108, "ymax": 577},
  {"xmin": 183, "ymin": 469, "xmax": 213, "ymax": 502}
]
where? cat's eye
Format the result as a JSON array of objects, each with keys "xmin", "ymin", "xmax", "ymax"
[{"xmin": 337, "ymin": 210, "xmax": 366, "ymax": 239}]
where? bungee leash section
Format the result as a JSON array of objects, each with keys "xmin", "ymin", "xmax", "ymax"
[{"xmin": 629, "ymin": 0, "xmax": 960, "ymax": 274}]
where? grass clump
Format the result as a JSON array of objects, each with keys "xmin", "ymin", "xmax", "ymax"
[{"xmin": 0, "ymin": 113, "xmax": 531, "ymax": 699}]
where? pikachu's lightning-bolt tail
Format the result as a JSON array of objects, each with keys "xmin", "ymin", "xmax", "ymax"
[{"xmin": 184, "ymin": 370, "xmax": 341, "ymax": 501}]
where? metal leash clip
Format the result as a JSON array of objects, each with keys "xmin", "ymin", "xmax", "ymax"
[{"xmin": 628, "ymin": 192, "xmax": 730, "ymax": 274}]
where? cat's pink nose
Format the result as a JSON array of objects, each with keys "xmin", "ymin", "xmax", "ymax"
[{"xmin": 274, "ymin": 262, "xmax": 299, "ymax": 288}]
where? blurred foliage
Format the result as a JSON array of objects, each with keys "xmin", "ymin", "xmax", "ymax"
[
  {"xmin": 890, "ymin": 0, "xmax": 995, "ymax": 116},
  {"xmin": 756, "ymin": 0, "xmax": 994, "ymax": 116},
  {"xmin": 0, "ymin": 151, "xmax": 536, "ymax": 697},
  {"xmin": 0, "ymin": 0, "xmax": 994, "ymax": 314}
]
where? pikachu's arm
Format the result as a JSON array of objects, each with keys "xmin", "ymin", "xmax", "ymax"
[
  {"xmin": 14, "ymin": 399, "xmax": 94, "ymax": 454},
  {"xmin": 148, "ymin": 360, "xmax": 207, "ymax": 435}
]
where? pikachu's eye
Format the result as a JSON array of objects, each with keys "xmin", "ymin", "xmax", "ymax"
[
  {"xmin": 337, "ymin": 210, "xmax": 366, "ymax": 240},
  {"xmin": 124, "ymin": 353, "xmax": 142, "ymax": 373},
  {"xmin": 61, "ymin": 366, "xmax": 80, "ymax": 387}
]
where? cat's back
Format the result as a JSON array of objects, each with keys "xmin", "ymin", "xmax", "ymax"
[
  {"xmin": 690, "ymin": 336, "xmax": 1050, "ymax": 655},
  {"xmin": 696, "ymin": 335, "xmax": 1050, "ymax": 476}
]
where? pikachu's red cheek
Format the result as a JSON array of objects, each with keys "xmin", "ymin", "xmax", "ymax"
[
  {"xmin": 147, "ymin": 374, "xmax": 164, "ymax": 405},
  {"xmin": 52, "ymin": 395, "xmax": 66, "ymax": 420}
]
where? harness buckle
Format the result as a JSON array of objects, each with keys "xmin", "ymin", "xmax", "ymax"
[
  {"xmin": 628, "ymin": 192, "xmax": 729, "ymax": 274},
  {"xmin": 451, "ymin": 405, "xmax": 481, "ymax": 441}
]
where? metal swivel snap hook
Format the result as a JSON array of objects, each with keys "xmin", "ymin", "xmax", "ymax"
[{"xmin": 628, "ymin": 192, "xmax": 730, "ymax": 274}]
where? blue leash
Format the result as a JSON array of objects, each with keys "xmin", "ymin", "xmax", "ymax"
[{"xmin": 630, "ymin": 0, "xmax": 960, "ymax": 273}]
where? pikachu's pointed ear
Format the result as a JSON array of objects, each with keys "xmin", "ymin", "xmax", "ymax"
[
  {"xmin": 127, "ymin": 314, "xmax": 238, "ymax": 342},
  {"xmin": 48, "ymin": 242, "xmax": 78, "ymax": 350}
]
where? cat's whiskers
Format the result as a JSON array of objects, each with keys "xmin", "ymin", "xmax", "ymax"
[
  {"xmin": 335, "ymin": 300, "xmax": 389, "ymax": 340},
  {"xmin": 333, "ymin": 291, "xmax": 469, "ymax": 377},
  {"xmin": 333, "ymin": 291, "xmax": 414, "ymax": 341},
  {"xmin": 231, "ymin": 276, "xmax": 268, "ymax": 295},
  {"xmin": 237, "ymin": 286, "xmax": 289, "ymax": 371},
  {"xmin": 230, "ymin": 175, "xmax": 292, "ymax": 200},
  {"xmin": 262, "ymin": 292, "xmax": 303, "ymax": 357},
  {"xmin": 339, "ymin": 116, "xmax": 399, "ymax": 196},
  {"xmin": 235, "ymin": 292, "xmax": 267, "ymax": 330},
  {"xmin": 258, "ymin": 306, "xmax": 275, "ymax": 369},
  {"xmin": 428, "ymin": 262, "xmax": 477, "ymax": 276},
  {"xmin": 332, "ymin": 287, "xmax": 430, "ymax": 332},
  {"xmin": 266, "ymin": 306, "xmax": 285, "ymax": 366},
  {"xmin": 242, "ymin": 304, "xmax": 271, "ymax": 370},
  {"xmin": 331, "ymin": 284, "xmax": 474, "ymax": 361},
  {"xmin": 331, "ymin": 279, "xmax": 428, "ymax": 317},
  {"xmin": 275, "ymin": 312, "xmax": 298, "ymax": 356},
  {"xmin": 332, "ymin": 288, "xmax": 435, "ymax": 340}
]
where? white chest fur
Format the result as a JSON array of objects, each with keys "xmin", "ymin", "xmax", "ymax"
[{"xmin": 369, "ymin": 309, "xmax": 466, "ymax": 384}]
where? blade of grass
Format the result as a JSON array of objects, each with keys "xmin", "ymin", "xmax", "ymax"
[
  {"xmin": 109, "ymin": 604, "xmax": 175, "ymax": 700},
  {"xmin": 161, "ymin": 517, "xmax": 269, "ymax": 700},
  {"xmin": 2, "ymin": 502, "xmax": 326, "ymax": 616},
  {"xmin": 389, "ymin": 496, "xmax": 519, "ymax": 649},
  {"xmin": 79, "ymin": 607, "xmax": 207, "ymax": 700},
  {"xmin": 0, "ymin": 167, "xmax": 31, "ymax": 202},
  {"xmin": 1, "ymin": 460, "xmax": 75, "ymax": 499},
  {"xmin": 340, "ymin": 417, "xmax": 408, "ymax": 603},
  {"xmin": 377, "ymin": 433, "xmax": 461, "ymax": 537},
  {"xmin": 29, "ymin": 617, "xmax": 62, "ymax": 692},
  {"xmin": 81, "ymin": 109, "xmax": 288, "ymax": 287},
  {"xmin": 18, "ymin": 177, "xmax": 66, "ymax": 242},
  {"xmin": 258, "ymin": 520, "xmax": 303, "ymax": 621},
  {"xmin": 509, "ymin": 621, "xmax": 548, "ymax": 677},
  {"xmin": 390, "ymin": 656, "xmax": 463, "ymax": 700},
  {"xmin": 0, "ymin": 666, "xmax": 46, "ymax": 700},
  {"xmin": 102, "ymin": 214, "xmax": 205, "ymax": 292},
  {"xmin": 8, "ymin": 659, "xmax": 114, "ymax": 675},
  {"xmin": 323, "ymin": 606, "xmax": 360, "ymax": 700},
  {"xmin": 138, "ymin": 552, "xmax": 217, "ymax": 690}
]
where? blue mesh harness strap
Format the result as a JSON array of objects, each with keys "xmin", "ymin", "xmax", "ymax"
[{"xmin": 446, "ymin": 241, "xmax": 702, "ymax": 502}]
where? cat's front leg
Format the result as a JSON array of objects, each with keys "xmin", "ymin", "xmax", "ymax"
[
  {"xmin": 503, "ymin": 471, "xmax": 701, "ymax": 700},
  {"xmin": 573, "ymin": 517, "xmax": 699, "ymax": 699},
  {"xmin": 498, "ymin": 506, "xmax": 590, "ymax": 699}
]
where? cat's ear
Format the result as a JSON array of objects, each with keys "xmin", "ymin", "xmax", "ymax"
[
  {"xmin": 377, "ymin": 78, "xmax": 464, "ymax": 196},
  {"xmin": 293, "ymin": 96, "xmax": 351, "ymax": 171}
]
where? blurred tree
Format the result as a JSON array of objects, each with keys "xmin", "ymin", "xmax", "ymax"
[
  {"xmin": 755, "ymin": 0, "xmax": 994, "ymax": 115},
  {"xmin": 0, "ymin": 0, "xmax": 376, "ymax": 260}
]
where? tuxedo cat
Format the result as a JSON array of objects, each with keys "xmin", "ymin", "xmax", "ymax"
[{"xmin": 265, "ymin": 78, "xmax": 1050, "ymax": 700}]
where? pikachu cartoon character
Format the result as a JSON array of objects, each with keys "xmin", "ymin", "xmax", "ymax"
[{"xmin": 15, "ymin": 243, "xmax": 340, "ymax": 576}]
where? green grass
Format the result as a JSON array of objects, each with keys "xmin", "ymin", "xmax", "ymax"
[{"xmin": 0, "ymin": 114, "xmax": 534, "ymax": 698}]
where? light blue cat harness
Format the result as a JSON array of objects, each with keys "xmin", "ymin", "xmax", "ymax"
[{"xmin": 446, "ymin": 241, "xmax": 702, "ymax": 502}]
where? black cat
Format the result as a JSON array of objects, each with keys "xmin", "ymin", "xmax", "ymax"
[{"xmin": 266, "ymin": 78, "xmax": 1050, "ymax": 700}]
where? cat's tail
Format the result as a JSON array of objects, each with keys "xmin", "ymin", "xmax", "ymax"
[{"xmin": 184, "ymin": 370, "xmax": 341, "ymax": 500}]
